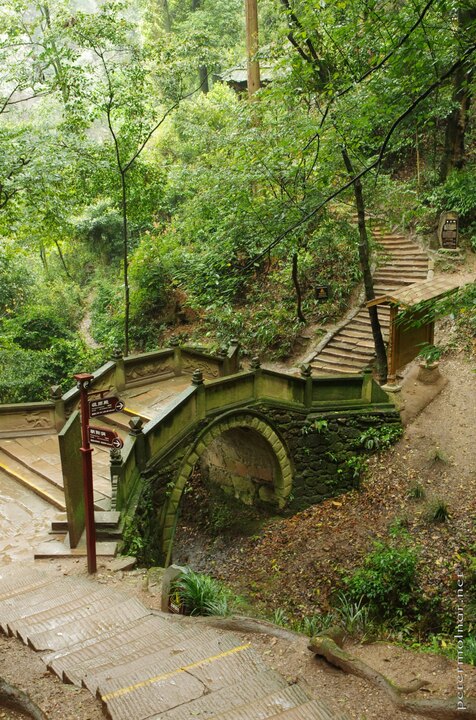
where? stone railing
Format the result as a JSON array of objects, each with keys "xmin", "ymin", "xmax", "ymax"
[
  {"xmin": 143, "ymin": 365, "xmax": 388, "ymax": 462},
  {"xmin": 111, "ymin": 365, "xmax": 393, "ymax": 511},
  {"xmin": 0, "ymin": 341, "xmax": 240, "ymax": 438}
]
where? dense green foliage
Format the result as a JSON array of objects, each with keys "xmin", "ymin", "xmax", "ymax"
[{"xmin": 344, "ymin": 540, "xmax": 418, "ymax": 621}]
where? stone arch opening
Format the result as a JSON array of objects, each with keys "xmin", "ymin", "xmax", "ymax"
[
  {"xmin": 162, "ymin": 413, "xmax": 293, "ymax": 559},
  {"xmin": 199, "ymin": 426, "xmax": 281, "ymax": 506}
]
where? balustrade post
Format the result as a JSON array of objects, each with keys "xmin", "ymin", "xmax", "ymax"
[
  {"xmin": 300, "ymin": 364, "xmax": 313, "ymax": 408},
  {"xmin": 362, "ymin": 368, "xmax": 373, "ymax": 402},
  {"xmin": 50, "ymin": 385, "xmax": 65, "ymax": 431},
  {"xmin": 192, "ymin": 369, "xmax": 206, "ymax": 418},
  {"xmin": 112, "ymin": 348, "xmax": 126, "ymax": 391},
  {"xmin": 228, "ymin": 338, "xmax": 240, "ymax": 374},
  {"xmin": 169, "ymin": 336, "xmax": 182, "ymax": 376},
  {"xmin": 110, "ymin": 447, "xmax": 124, "ymax": 511},
  {"xmin": 251, "ymin": 356, "xmax": 261, "ymax": 400},
  {"xmin": 129, "ymin": 417, "xmax": 146, "ymax": 470}
]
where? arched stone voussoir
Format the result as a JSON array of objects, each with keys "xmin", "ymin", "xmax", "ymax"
[{"xmin": 159, "ymin": 410, "xmax": 295, "ymax": 562}]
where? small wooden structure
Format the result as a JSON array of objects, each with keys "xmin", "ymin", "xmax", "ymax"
[
  {"xmin": 438, "ymin": 211, "xmax": 459, "ymax": 249},
  {"xmin": 216, "ymin": 66, "xmax": 273, "ymax": 94},
  {"xmin": 367, "ymin": 277, "xmax": 473, "ymax": 383}
]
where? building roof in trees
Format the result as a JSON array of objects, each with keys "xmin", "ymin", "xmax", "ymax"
[{"xmin": 367, "ymin": 276, "xmax": 474, "ymax": 309}]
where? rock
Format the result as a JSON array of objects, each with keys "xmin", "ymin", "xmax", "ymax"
[
  {"xmin": 259, "ymin": 486, "xmax": 276, "ymax": 503},
  {"xmin": 161, "ymin": 564, "xmax": 187, "ymax": 612},
  {"xmin": 107, "ymin": 556, "xmax": 137, "ymax": 572},
  {"xmin": 145, "ymin": 566, "xmax": 165, "ymax": 592}
]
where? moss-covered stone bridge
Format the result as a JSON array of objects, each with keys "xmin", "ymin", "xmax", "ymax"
[{"xmin": 113, "ymin": 363, "xmax": 400, "ymax": 565}]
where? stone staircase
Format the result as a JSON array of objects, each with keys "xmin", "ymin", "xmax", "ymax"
[
  {"xmin": 310, "ymin": 225, "xmax": 429, "ymax": 375},
  {"xmin": 0, "ymin": 565, "xmax": 349, "ymax": 720},
  {"xmin": 0, "ymin": 434, "xmax": 117, "ymax": 513}
]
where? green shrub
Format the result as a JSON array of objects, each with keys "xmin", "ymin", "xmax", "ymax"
[
  {"xmin": 0, "ymin": 242, "xmax": 34, "ymax": 314},
  {"xmin": 464, "ymin": 636, "xmax": 476, "ymax": 666},
  {"xmin": 358, "ymin": 424, "xmax": 403, "ymax": 452},
  {"xmin": 424, "ymin": 167, "xmax": 476, "ymax": 222},
  {"xmin": 336, "ymin": 592, "xmax": 370, "ymax": 636},
  {"xmin": 90, "ymin": 276, "xmax": 125, "ymax": 351},
  {"xmin": 129, "ymin": 234, "xmax": 172, "ymax": 319},
  {"xmin": 271, "ymin": 608, "xmax": 288, "ymax": 627},
  {"xmin": 428, "ymin": 499, "xmax": 450, "ymax": 523},
  {"xmin": 344, "ymin": 455, "xmax": 368, "ymax": 487},
  {"xmin": 417, "ymin": 343, "xmax": 442, "ymax": 366},
  {"xmin": 344, "ymin": 541, "xmax": 418, "ymax": 621},
  {"xmin": 74, "ymin": 200, "xmax": 123, "ymax": 261},
  {"xmin": 407, "ymin": 482, "xmax": 425, "ymax": 500},
  {"xmin": 5, "ymin": 305, "xmax": 71, "ymax": 350},
  {"xmin": 171, "ymin": 569, "xmax": 232, "ymax": 616},
  {"xmin": 0, "ymin": 339, "xmax": 106, "ymax": 403}
]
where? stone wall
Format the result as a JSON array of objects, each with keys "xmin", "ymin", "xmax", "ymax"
[
  {"xmin": 261, "ymin": 405, "xmax": 401, "ymax": 511},
  {"xmin": 126, "ymin": 401, "xmax": 400, "ymax": 564},
  {"xmin": 199, "ymin": 428, "xmax": 280, "ymax": 506}
]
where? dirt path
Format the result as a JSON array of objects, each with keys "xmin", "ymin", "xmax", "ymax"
[{"xmin": 79, "ymin": 290, "xmax": 100, "ymax": 349}]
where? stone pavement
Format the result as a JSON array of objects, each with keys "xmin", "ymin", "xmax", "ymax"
[{"xmin": 0, "ymin": 564, "xmax": 349, "ymax": 720}]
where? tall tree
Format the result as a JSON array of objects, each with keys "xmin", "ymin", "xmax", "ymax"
[
  {"xmin": 439, "ymin": 2, "xmax": 476, "ymax": 181},
  {"xmin": 245, "ymin": 0, "xmax": 260, "ymax": 96},
  {"xmin": 342, "ymin": 148, "xmax": 387, "ymax": 383}
]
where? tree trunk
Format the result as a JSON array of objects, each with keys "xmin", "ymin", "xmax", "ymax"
[
  {"xmin": 245, "ymin": 0, "xmax": 261, "ymax": 97},
  {"xmin": 309, "ymin": 635, "xmax": 476, "ymax": 720},
  {"xmin": 439, "ymin": 6, "xmax": 475, "ymax": 182},
  {"xmin": 120, "ymin": 171, "xmax": 130, "ymax": 357},
  {"xmin": 199, "ymin": 65, "xmax": 209, "ymax": 93},
  {"xmin": 342, "ymin": 148, "xmax": 388, "ymax": 384},
  {"xmin": 292, "ymin": 252, "xmax": 306, "ymax": 322},
  {"xmin": 40, "ymin": 243, "xmax": 48, "ymax": 272},
  {"xmin": 161, "ymin": 0, "xmax": 172, "ymax": 32},
  {"xmin": 0, "ymin": 677, "xmax": 47, "ymax": 720},
  {"xmin": 40, "ymin": 4, "xmax": 69, "ymax": 103},
  {"xmin": 192, "ymin": 0, "xmax": 209, "ymax": 93},
  {"xmin": 53, "ymin": 238, "xmax": 72, "ymax": 279}
]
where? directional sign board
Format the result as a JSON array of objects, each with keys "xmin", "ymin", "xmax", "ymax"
[
  {"xmin": 89, "ymin": 396, "xmax": 125, "ymax": 418},
  {"xmin": 88, "ymin": 426, "xmax": 124, "ymax": 449},
  {"xmin": 315, "ymin": 285, "xmax": 330, "ymax": 302}
]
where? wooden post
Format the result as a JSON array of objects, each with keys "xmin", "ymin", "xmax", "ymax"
[
  {"xmin": 245, "ymin": 0, "xmax": 260, "ymax": 97},
  {"xmin": 387, "ymin": 306, "xmax": 399, "ymax": 385}
]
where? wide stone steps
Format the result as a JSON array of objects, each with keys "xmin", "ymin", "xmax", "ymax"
[
  {"xmin": 206, "ymin": 685, "xmax": 310, "ymax": 719},
  {"xmin": 0, "ymin": 448, "xmax": 66, "ymax": 511},
  {"xmin": 0, "ymin": 566, "xmax": 349, "ymax": 720},
  {"xmin": 310, "ymin": 225, "xmax": 429, "ymax": 375},
  {"xmin": 0, "ymin": 432, "xmax": 115, "ymax": 514}
]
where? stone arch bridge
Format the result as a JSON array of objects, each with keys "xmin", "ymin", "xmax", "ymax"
[{"xmin": 112, "ymin": 365, "xmax": 400, "ymax": 565}]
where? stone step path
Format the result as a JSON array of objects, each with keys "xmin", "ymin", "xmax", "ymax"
[
  {"xmin": 0, "ymin": 437, "xmax": 114, "ymax": 512},
  {"xmin": 0, "ymin": 447, "xmax": 66, "ymax": 511},
  {"xmin": 0, "ymin": 565, "xmax": 349, "ymax": 720},
  {"xmin": 310, "ymin": 225, "xmax": 429, "ymax": 375},
  {"xmin": 0, "ymin": 376, "xmax": 190, "ymax": 526}
]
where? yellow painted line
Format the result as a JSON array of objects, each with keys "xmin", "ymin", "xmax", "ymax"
[
  {"xmin": 0, "ymin": 462, "xmax": 65, "ymax": 510},
  {"xmin": 0, "ymin": 580, "xmax": 52, "ymax": 602},
  {"xmin": 123, "ymin": 407, "xmax": 152, "ymax": 422},
  {"xmin": 101, "ymin": 642, "xmax": 252, "ymax": 702}
]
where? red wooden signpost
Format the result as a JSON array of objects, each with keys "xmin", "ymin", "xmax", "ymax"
[
  {"xmin": 74, "ymin": 375, "xmax": 125, "ymax": 574},
  {"xmin": 88, "ymin": 426, "xmax": 124, "ymax": 449}
]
